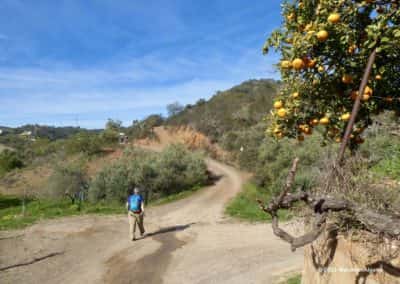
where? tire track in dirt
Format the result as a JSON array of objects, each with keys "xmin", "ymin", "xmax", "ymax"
[{"xmin": 104, "ymin": 227, "xmax": 190, "ymax": 284}]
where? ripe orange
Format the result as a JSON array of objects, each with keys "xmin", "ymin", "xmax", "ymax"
[
  {"xmin": 292, "ymin": 92, "xmax": 300, "ymax": 98},
  {"xmin": 310, "ymin": 118, "xmax": 319, "ymax": 126},
  {"xmin": 375, "ymin": 74, "xmax": 382, "ymax": 80},
  {"xmin": 350, "ymin": 90, "xmax": 359, "ymax": 100},
  {"xmin": 318, "ymin": 65, "xmax": 325, "ymax": 73},
  {"xmin": 340, "ymin": 112, "xmax": 351, "ymax": 121},
  {"xmin": 303, "ymin": 126, "xmax": 312, "ymax": 135},
  {"xmin": 307, "ymin": 59, "xmax": 317, "ymax": 68},
  {"xmin": 364, "ymin": 86, "xmax": 373, "ymax": 96},
  {"xmin": 319, "ymin": 117, "xmax": 330, "ymax": 125},
  {"xmin": 281, "ymin": 60, "xmax": 292, "ymax": 69},
  {"xmin": 328, "ymin": 13, "xmax": 340, "ymax": 24},
  {"xmin": 316, "ymin": 30, "xmax": 328, "ymax": 42},
  {"xmin": 348, "ymin": 44, "xmax": 357, "ymax": 54},
  {"xmin": 342, "ymin": 74, "xmax": 353, "ymax": 84},
  {"xmin": 274, "ymin": 100, "xmax": 283, "ymax": 109},
  {"xmin": 362, "ymin": 94, "xmax": 370, "ymax": 101},
  {"xmin": 292, "ymin": 58, "xmax": 305, "ymax": 70},
  {"xmin": 277, "ymin": 108, "xmax": 287, "ymax": 118}
]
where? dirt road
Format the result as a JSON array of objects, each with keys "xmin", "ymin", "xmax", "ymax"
[{"xmin": 0, "ymin": 159, "xmax": 303, "ymax": 284}]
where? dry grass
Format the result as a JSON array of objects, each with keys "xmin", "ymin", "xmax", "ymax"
[{"xmin": 315, "ymin": 153, "xmax": 400, "ymax": 215}]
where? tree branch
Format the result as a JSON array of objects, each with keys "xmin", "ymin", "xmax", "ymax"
[{"xmin": 258, "ymin": 158, "xmax": 400, "ymax": 251}]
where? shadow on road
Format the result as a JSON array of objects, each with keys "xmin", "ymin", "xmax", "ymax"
[{"xmin": 145, "ymin": 223, "xmax": 196, "ymax": 238}]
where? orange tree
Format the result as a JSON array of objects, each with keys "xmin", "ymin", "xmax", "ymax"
[{"xmin": 263, "ymin": 0, "xmax": 400, "ymax": 148}]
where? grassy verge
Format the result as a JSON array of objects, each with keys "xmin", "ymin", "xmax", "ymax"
[
  {"xmin": 225, "ymin": 182, "xmax": 292, "ymax": 222},
  {"xmin": 371, "ymin": 154, "xmax": 400, "ymax": 181},
  {"xmin": 284, "ymin": 274, "xmax": 302, "ymax": 284},
  {"xmin": 149, "ymin": 185, "xmax": 202, "ymax": 206},
  {"xmin": 0, "ymin": 185, "xmax": 204, "ymax": 231},
  {"xmin": 0, "ymin": 195, "xmax": 125, "ymax": 230}
]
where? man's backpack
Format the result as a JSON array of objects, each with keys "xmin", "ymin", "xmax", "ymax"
[{"xmin": 129, "ymin": 194, "xmax": 142, "ymax": 212}]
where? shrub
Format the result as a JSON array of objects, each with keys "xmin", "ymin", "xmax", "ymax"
[
  {"xmin": 0, "ymin": 150, "xmax": 23, "ymax": 176},
  {"xmin": 65, "ymin": 132, "xmax": 103, "ymax": 155},
  {"xmin": 47, "ymin": 162, "xmax": 88, "ymax": 203},
  {"xmin": 89, "ymin": 144, "xmax": 207, "ymax": 203}
]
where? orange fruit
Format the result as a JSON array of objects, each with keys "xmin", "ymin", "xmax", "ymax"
[
  {"xmin": 310, "ymin": 118, "xmax": 319, "ymax": 126},
  {"xmin": 292, "ymin": 58, "xmax": 305, "ymax": 70},
  {"xmin": 292, "ymin": 92, "xmax": 300, "ymax": 98},
  {"xmin": 274, "ymin": 100, "xmax": 283, "ymax": 109},
  {"xmin": 319, "ymin": 117, "xmax": 330, "ymax": 125},
  {"xmin": 362, "ymin": 95, "xmax": 370, "ymax": 101},
  {"xmin": 375, "ymin": 74, "xmax": 382, "ymax": 80},
  {"xmin": 303, "ymin": 126, "xmax": 312, "ymax": 135},
  {"xmin": 316, "ymin": 30, "xmax": 328, "ymax": 42},
  {"xmin": 281, "ymin": 60, "xmax": 292, "ymax": 69},
  {"xmin": 348, "ymin": 44, "xmax": 357, "ymax": 54},
  {"xmin": 340, "ymin": 112, "xmax": 351, "ymax": 121},
  {"xmin": 328, "ymin": 13, "xmax": 340, "ymax": 24},
  {"xmin": 318, "ymin": 65, "xmax": 325, "ymax": 73},
  {"xmin": 350, "ymin": 90, "xmax": 359, "ymax": 100},
  {"xmin": 277, "ymin": 108, "xmax": 287, "ymax": 118},
  {"xmin": 307, "ymin": 59, "xmax": 317, "ymax": 68},
  {"xmin": 364, "ymin": 86, "xmax": 373, "ymax": 96},
  {"xmin": 342, "ymin": 74, "xmax": 353, "ymax": 84}
]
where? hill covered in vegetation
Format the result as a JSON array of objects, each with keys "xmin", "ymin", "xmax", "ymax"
[{"xmin": 166, "ymin": 79, "xmax": 280, "ymax": 142}]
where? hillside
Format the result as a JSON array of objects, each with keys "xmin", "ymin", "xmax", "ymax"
[
  {"xmin": 166, "ymin": 79, "xmax": 280, "ymax": 142},
  {"xmin": 0, "ymin": 125, "xmax": 99, "ymax": 142}
]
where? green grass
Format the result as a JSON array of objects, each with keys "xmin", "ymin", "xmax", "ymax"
[
  {"xmin": 285, "ymin": 274, "xmax": 301, "ymax": 284},
  {"xmin": 149, "ymin": 185, "xmax": 202, "ymax": 206},
  {"xmin": 0, "ymin": 185, "xmax": 204, "ymax": 231},
  {"xmin": 0, "ymin": 195, "xmax": 126, "ymax": 230},
  {"xmin": 371, "ymin": 151, "xmax": 400, "ymax": 181},
  {"xmin": 225, "ymin": 182, "xmax": 293, "ymax": 222}
]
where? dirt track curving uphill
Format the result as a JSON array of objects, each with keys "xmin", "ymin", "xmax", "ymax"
[{"xmin": 1, "ymin": 128, "xmax": 303, "ymax": 284}]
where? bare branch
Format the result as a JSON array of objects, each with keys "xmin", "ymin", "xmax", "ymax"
[{"xmin": 258, "ymin": 158, "xmax": 400, "ymax": 251}]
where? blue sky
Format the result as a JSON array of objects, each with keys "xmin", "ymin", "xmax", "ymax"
[{"xmin": 0, "ymin": 0, "xmax": 282, "ymax": 129}]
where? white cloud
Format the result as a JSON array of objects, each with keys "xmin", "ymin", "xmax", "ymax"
[{"xmin": 0, "ymin": 47, "xmax": 280, "ymax": 128}]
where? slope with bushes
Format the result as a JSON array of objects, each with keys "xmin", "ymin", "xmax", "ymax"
[{"xmin": 166, "ymin": 79, "xmax": 280, "ymax": 143}]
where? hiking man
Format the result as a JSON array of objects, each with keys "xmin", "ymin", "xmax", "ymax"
[{"xmin": 127, "ymin": 187, "xmax": 145, "ymax": 241}]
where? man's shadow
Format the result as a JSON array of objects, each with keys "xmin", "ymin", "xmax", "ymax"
[{"xmin": 144, "ymin": 223, "xmax": 196, "ymax": 239}]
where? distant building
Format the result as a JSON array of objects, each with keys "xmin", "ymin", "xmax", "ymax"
[
  {"xmin": 119, "ymin": 132, "xmax": 128, "ymax": 144},
  {"xmin": 20, "ymin": 130, "xmax": 36, "ymax": 141},
  {"xmin": 20, "ymin": 131, "xmax": 32, "ymax": 137}
]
